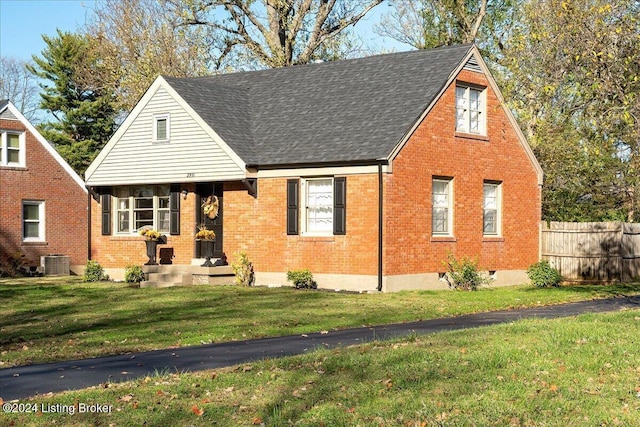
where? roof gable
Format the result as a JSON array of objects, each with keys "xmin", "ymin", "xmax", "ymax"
[
  {"xmin": 0, "ymin": 101, "xmax": 86, "ymax": 191},
  {"xmin": 85, "ymin": 77, "xmax": 246, "ymax": 186}
]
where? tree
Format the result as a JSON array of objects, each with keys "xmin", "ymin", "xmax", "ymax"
[
  {"xmin": 375, "ymin": 0, "xmax": 515, "ymax": 61},
  {"xmin": 28, "ymin": 30, "xmax": 118, "ymax": 176},
  {"xmin": 0, "ymin": 57, "xmax": 40, "ymax": 122},
  {"xmin": 163, "ymin": 0, "xmax": 383, "ymax": 69},
  {"xmin": 85, "ymin": 0, "xmax": 213, "ymax": 111},
  {"xmin": 501, "ymin": 0, "xmax": 640, "ymax": 221}
]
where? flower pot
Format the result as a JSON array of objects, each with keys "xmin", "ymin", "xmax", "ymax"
[
  {"xmin": 199, "ymin": 239, "xmax": 215, "ymax": 267},
  {"xmin": 145, "ymin": 240, "xmax": 159, "ymax": 265},
  {"xmin": 207, "ymin": 210, "xmax": 217, "ymax": 219}
]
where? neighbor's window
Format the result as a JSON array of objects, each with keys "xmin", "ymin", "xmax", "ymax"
[
  {"xmin": 23, "ymin": 201, "xmax": 45, "ymax": 241},
  {"xmin": 303, "ymin": 178, "xmax": 334, "ymax": 234},
  {"xmin": 483, "ymin": 181, "xmax": 502, "ymax": 235},
  {"xmin": 1, "ymin": 131, "xmax": 25, "ymax": 167},
  {"xmin": 432, "ymin": 178, "xmax": 453, "ymax": 235},
  {"xmin": 153, "ymin": 114, "xmax": 170, "ymax": 142},
  {"xmin": 115, "ymin": 185, "xmax": 170, "ymax": 234},
  {"xmin": 456, "ymin": 85, "xmax": 485, "ymax": 135}
]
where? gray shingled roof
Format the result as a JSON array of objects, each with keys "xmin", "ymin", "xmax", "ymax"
[{"xmin": 164, "ymin": 44, "xmax": 473, "ymax": 167}]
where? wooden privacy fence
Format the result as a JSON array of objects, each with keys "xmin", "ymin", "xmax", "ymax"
[{"xmin": 541, "ymin": 221, "xmax": 640, "ymax": 282}]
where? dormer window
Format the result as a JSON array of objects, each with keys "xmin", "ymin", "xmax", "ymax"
[
  {"xmin": 153, "ymin": 114, "xmax": 170, "ymax": 142},
  {"xmin": 456, "ymin": 84, "xmax": 486, "ymax": 135},
  {"xmin": 0, "ymin": 131, "xmax": 25, "ymax": 167}
]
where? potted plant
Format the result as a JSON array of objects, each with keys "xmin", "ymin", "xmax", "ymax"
[
  {"xmin": 139, "ymin": 227, "xmax": 161, "ymax": 265},
  {"xmin": 195, "ymin": 225, "xmax": 216, "ymax": 267}
]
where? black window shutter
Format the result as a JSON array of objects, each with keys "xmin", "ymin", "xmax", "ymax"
[
  {"xmin": 287, "ymin": 179, "xmax": 299, "ymax": 235},
  {"xmin": 170, "ymin": 184, "xmax": 180, "ymax": 235},
  {"xmin": 101, "ymin": 190, "xmax": 112, "ymax": 235},
  {"xmin": 333, "ymin": 177, "xmax": 346, "ymax": 235}
]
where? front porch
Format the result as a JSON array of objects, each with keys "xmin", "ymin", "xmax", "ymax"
[{"xmin": 140, "ymin": 264, "xmax": 235, "ymax": 288}]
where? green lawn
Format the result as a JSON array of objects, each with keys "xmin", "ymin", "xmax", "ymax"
[{"xmin": 1, "ymin": 277, "xmax": 639, "ymax": 368}]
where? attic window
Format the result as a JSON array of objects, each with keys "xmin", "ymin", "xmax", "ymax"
[
  {"xmin": 153, "ymin": 114, "xmax": 170, "ymax": 142},
  {"xmin": 1, "ymin": 131, "xmax": 25, "ymax": 167},
  {"xmin": 455, "ymin": 84, "xmax": 486, "ymax": 135}
]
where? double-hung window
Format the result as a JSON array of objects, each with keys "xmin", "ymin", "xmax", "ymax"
[
  {"xmin": 115, "ymin": 185, "xmax": 170, "ymax": 234},
  {"xmin": 456, "ymin": 85, "xmax": 486, "ymax": 135},
  {"xmin": 1, "ymin": 131, "xmax": 25, "ymax": 167},
  {"xmin": 483, "ymin": 182, "xmax": 501, "ymax": 236},
  {"xmin": 304, "ymin": 178, "xmax": 334, "ymax": 233},
  {"xmin": 432, "ymin": 178, "xmax": 453, "ymax": 236},
  {"xmin": 287, "ymin": 177, "xmax": 346, "ymax": 236},
  {"xmin": 23, "ymin": 201, "xmax": 45, "ymax": 241}
]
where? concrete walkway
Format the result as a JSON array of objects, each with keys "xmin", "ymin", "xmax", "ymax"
[{"xmin": 2, "ymin": 295, "xmax": 639, "ymax": 401}]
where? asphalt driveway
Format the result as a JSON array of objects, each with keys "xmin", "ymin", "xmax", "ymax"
[{"xmin": 2, "ymin": 295, "xmax": 639, "ymax": 401}]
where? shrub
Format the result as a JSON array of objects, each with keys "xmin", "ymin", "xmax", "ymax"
[
  {"xmin": 444, "ymin": 253, "xmax": 491, "ymax": 291},
  {"xmin": 231, "ymin": 252, "xmax": 255, "ymax": 286},
  {"xmin": 527, "ymin": 260, "xmax": 562, "ymax": 287},
  {"xmin": 286, "ymin": 269, "xmax": 317, "ymax": 289},
  {"xmin": 0, "ymin": 250, "xmax": 28, "ymax": 277},
  {"xmin": 124, "ymin": 264, "xmax": 145, "ymax": 283},
  {"xmin": 83, "ymin": 260, "xmax": 109, "ymax": 282}
]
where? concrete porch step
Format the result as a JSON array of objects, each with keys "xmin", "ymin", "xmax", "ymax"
[{"xmin": 141, "ymin": 264, "xmax": 234, "ymax": 288}]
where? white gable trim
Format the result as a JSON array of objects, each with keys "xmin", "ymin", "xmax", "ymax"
[
  {"xmin": 387, "ymin": 45, "xmax": 543, "ymax": 186},
  {"xmin": 0, "ymin": 101, "xmax": 86, "ymax": 192},
  {"xmin": 85, "ymin": 76, "xmax": 246, "ymax": 185}
]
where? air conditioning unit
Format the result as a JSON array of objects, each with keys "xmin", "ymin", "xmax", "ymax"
[{"xmin": 41, "ymin": 255, "xmax": 70, "ymax": 276}]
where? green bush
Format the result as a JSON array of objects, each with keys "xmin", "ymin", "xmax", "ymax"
[
  {"xmin": 286, "ymin": 269, "xmax": 317, "ymax": 289},
  {"xmin": 232, "ymin": 252, "xmax": 255, "ymax": 286},
  {"xmin": 83, "ymin": 260, "xmax": 109, "ymax": 282},
  {"xmin": 124, "ymin": 265, "xmax": 145, "ymax": 283},
  {"xmin": 527, "ymin": 260, "xmax": 562, "ymax": 287},
  {"xmin": 444, "ymin": 253, "xmax": 491, "ymax": 291}
]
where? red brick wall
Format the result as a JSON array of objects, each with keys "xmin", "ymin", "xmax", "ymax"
[
  {"xmin": 383, "ymin": 69, "xmax": 541, "ymax": 275},
  {"xmin": 0, "ymin": 119, "xmax": 88, "ymax": 269},
  {"xmin": 90, "ymin": 177, "xmax": 380, "ymax": 276},
  {"xmin": 89, "ymin": 183, "xmax": 199, "ymax": 268},
  {"xmin": 223, "ymin": 176, "xmax": 379, "ymax": 275}
]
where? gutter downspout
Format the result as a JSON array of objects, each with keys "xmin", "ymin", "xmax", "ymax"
[
  {"xmin": 87, "ymin": 190, "xmax": 92, "ymax": 261},
  {"xmin": 377, "ymin": 161, "xmax": 384, "ymax": 292}
]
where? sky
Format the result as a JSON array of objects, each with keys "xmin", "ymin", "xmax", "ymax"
[
  {"xmin": 0, "ymin": 0, "xmax": 93, "ymax": 61},
  {"xmin": 0, "ymin": 0, "xmax": 405, "ymax": 63}
]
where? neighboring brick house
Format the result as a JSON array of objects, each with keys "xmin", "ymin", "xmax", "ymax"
[
  {"xmin": 85, "ymin": 44, "xmax": 542, "ymax": 291},
  {"xmin": 0, "ymin": 100, "xmax": 87, "ymax": 274}
]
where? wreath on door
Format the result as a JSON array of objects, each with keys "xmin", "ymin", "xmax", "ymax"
[{"xmin": 202, "ymin": 195, "xmax": 219, "ymax": 219}]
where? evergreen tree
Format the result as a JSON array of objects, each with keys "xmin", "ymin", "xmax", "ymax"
[{"xmin": 28, "ymin": 30, "xmax": 117, "ymax": 176}]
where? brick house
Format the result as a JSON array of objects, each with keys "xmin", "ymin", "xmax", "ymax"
[
  {"xmin": 0, "ymin": 100, "xmax": 87, "ymax": 274},
  {"xmin": 85, "ymin": 44, "xmax": 542, "ymax": 291}
]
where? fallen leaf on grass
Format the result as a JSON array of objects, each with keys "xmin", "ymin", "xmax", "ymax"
[
  {"xmin": 252, "ymin": 417, "xmax": 263, "ymax": 425},
  {"xmin": 192, "ymin": 405, "xmax": 204, "ymax": 416}
]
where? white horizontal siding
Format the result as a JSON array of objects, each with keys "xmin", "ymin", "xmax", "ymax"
[{"xmin": 88, "ymin": 87, "xmax": 245, "ymax": 185}]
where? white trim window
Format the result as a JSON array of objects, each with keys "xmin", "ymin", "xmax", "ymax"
[
  {"xmin": 303, "ymin": 178, "xmax": 334, "ymax": 234},
  {"xmin": 115, "ymin": 185, "xmax": 170, "ymax": 234},
  {"xmin": 483, "ymin": 182, "xmax": 502, "ymax": 235},
  {"xmin": 456, "ymin": 85, "xmax": 486, "ymax": 135},
  {"xmin": 23, "ymin": 201, "xmax": 45, "ymax": 241},
  {"xmin": 1, "ymin": 131, "xmax": 26, "ymax": 167},
  {"xmin": 432, "ymin": 178, "xmax": 453, "ymax": 236},
  {"xmin": 153, "ymin": 114, "xmax": 170, "ymax": 142}
]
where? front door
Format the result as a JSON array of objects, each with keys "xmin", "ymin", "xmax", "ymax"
[{"xmin": 195, "ymin": 182, "xmax": 224, "ymax": 259}]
